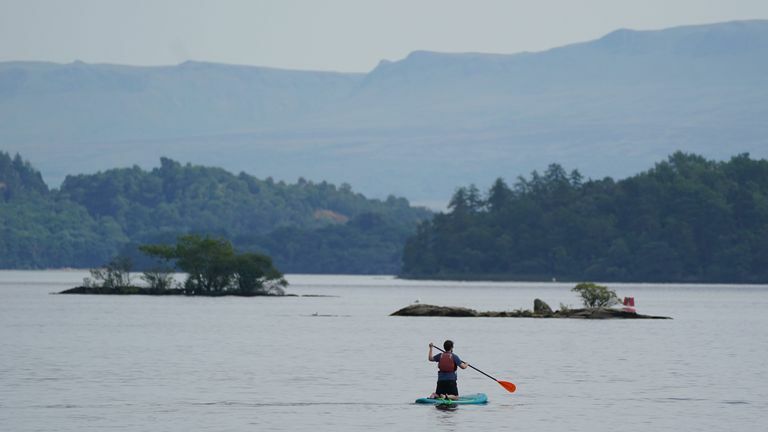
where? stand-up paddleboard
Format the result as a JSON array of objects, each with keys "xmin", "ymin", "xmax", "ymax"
[{"xmin": 415, "ymin": 393, "xmax": 488, "ymax": 405}]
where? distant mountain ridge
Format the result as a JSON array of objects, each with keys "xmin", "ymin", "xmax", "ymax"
[{"xmin": 2, "ymin": 20, "xmax": 767, "ymax": 204}]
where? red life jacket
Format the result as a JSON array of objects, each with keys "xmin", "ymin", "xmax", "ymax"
[{"xmin": 438, "ymin": 352, "xmax": 457, "ymax": 373}]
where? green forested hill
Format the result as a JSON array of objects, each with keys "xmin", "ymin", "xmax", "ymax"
[
  {"xmin": 0, "ymin": 153, "xmax": 431, "ymax": 272},
  {"xmin": 402, "ymin": 153, "xmax": 768, "ymax": 283},
  {"xmin": 6, "ymin": 151, "xmax": 768, "ymax": 281},
  {"xmin": 0, "ymin": 152, "xmax": 126, "ymax": 267}
]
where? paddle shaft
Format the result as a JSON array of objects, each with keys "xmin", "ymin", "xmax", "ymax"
[{"xmin": 431, "ymin": 345, "xmax": 500, "ymax": 382}]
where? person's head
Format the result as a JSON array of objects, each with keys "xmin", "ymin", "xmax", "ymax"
[{"xmin": 443, "ymin": 340, "xmax": 454, "ymax": 352}]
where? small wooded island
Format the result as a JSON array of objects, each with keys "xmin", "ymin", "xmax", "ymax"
[
  {"xmin": 59, "ymin": 235, "xmax": 290, "ymax": 297},
  {"xmin": 391, "ymin": 283, "xmax": 672, "ymax": 319}
]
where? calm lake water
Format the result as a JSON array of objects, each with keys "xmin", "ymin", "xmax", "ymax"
[{"xmin": 1, "ymin": 271, "xmax": 767, "ymax": 431}]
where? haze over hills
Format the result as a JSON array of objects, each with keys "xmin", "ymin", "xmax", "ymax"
[{"xmin": 2, "ymin": 20, "xmax": 767, "ymax": 205}]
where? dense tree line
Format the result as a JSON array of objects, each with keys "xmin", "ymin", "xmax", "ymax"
[
  {"xmin": 0, "ymin": 152, "xmax": 431, "ymax": 272},
  {"xmin": 252, "ymin": 212, "xmax": 415, "ymax": 274},
  {"xmin": 402, "ymin": 153, "xmax": 768, "ymax": 283},
  {"xmin": 0, "ymin": 152, "xmax": 125, "ymax": 267}
]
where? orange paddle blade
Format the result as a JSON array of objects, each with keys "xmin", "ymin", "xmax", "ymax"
[{"xmin": 498, "ymin": 380, "xmax": 516, "ymax": 393}]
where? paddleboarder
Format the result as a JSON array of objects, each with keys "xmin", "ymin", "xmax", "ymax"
[{"xmin": 428, "ymin": 340, "xmax": 468, "ymax": 400}]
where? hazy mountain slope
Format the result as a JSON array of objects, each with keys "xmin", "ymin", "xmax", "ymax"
[
  {"xmin": 0, "ymin": 60, "xmax": 363, "ymax": 142},
  {"xmin": 0, "ymin": 60, "xmax": 364, "ymax": 194},
  {"xmin": 2, "ymin": 20, "xmax": 767, "ymax": 204}
]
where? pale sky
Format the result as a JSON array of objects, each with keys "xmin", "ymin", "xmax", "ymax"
[{"xmin": 1, "ymin": 0, "xmax": 767, "ymax": 72}]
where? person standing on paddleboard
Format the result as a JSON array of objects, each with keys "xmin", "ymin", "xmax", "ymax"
[{"xmin": 428, "ymin": 340, "xmax": 468, "ymax": 400}]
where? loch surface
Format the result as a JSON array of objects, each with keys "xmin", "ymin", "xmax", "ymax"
[{"xmin": 1, "ymin": 271, "xmax": 766, "ymax": 431}]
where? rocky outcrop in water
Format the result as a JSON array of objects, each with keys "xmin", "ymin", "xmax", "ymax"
[
  {"xmin": 390, "ymin": 303, "xmax": 671, "ymax": 319},
  {"xmin": 533, "ymin": 298, "xmax": 553, "ymax": 315},
  {"xmin": 388, "ymin": 304, "xmax": 479, "ymax": 317}
]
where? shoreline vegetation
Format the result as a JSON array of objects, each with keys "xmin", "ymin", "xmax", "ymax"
[{"xmin": 397, "ymin": 273, "xmax": 594, "ymax": 282}]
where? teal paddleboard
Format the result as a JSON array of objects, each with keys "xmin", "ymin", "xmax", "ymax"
[{"xmin": 415, "ymin": 393, "xmax": 488, "ymax": 405}]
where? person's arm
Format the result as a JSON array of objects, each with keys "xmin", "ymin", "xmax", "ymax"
[
  {"xmin": 428, "ymin": 342, "xmax": 434, "ymax": 361},
  {"xmin": 455, "ymin": 354, "xmax": 468, "ymax": 369}
]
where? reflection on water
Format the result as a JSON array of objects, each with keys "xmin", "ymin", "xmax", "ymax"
[{"xmin": 1, "ymin": 271, "xmax": 766, "ymax": 431}]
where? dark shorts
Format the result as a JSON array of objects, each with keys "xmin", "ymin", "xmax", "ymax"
[{"xmin": 435, "ymin": 380, "xmax": 459, "ymax": 396}]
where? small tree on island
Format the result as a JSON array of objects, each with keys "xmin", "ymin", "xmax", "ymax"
[
  {"xmin": 139, "ymin": 234, "xmax": 287, "ymax": 295},
  {"xmin": 140, "ymin": 266, "xmax": 176, "ymax": 293},
  {"xmin": 231, "ymin": 252, "xmax": 286, "ymax": 295},
  {"xmin": 83, "ymin": 256, "xmax": 133, "ymax": 289},
  {"xmin": 571, "ymin": 282, "xmax": 619, "ymax": 309}
]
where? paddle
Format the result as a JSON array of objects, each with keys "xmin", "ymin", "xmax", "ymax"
[{"xmin": 432, "ymin": 345, "xmax": 516, "ymax": 393}]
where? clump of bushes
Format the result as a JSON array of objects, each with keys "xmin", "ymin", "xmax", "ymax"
[
  {"xmin": 84, "ymin": 235, "xmax": 287, "ymax": 296},
  {"xmin": 83, "ymin": 256, "xmax": 133, "ymax": 289}
]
